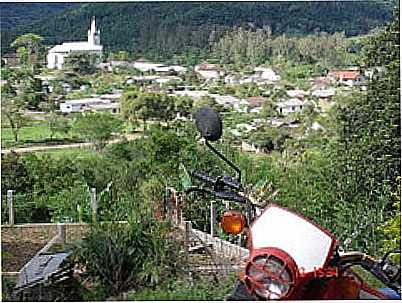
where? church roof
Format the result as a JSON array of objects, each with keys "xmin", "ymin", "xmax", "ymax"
[{"xmin": 49, "ymin": 42, "xmax": 102, "ymax": 53}]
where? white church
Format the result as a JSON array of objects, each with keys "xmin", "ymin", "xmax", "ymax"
[{"xmin": 47, "ymin": 17, "xmax": 103, "ymax": 69}]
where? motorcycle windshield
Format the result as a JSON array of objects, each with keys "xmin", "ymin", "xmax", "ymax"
[{"xmin": 250, "ymin": 204, "xmax": 335, "ymax": 273}]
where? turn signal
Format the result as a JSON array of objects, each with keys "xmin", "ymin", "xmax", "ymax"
[{"xmin": 221, "ymin": 211, "xmax": 246, "ymax": 234}]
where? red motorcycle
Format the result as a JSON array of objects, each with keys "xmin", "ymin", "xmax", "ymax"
[{"xmin": 185, "ymin": 106, "xmax": 401, "ymax": 300}]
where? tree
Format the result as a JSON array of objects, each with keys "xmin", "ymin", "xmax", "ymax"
[
  {"xmin": 1, "ymin": 89, "xmax": 29, "ymax": 142},
  {"xmin": 174, "ymin": 96, "xmax": 193, "ymax": 119},
  {"xmin": 64, "ymin": 52, "xmax": 98, "ymax": 74},
  {"xmin": 72, "ymin": 112, "xmax": 123, "ymax": 150},
  {"xmin": 121, "ymin": 88, "xmax": 142, "ymax": 129},
  {"xmin": 332, "ymin": 11, "xmax": 400, "ymax": 254},
  {"xmin": 48, "ymin": 113, "xmax": 71, "ymax": 140},
  {"xmin": 11, "ymin": 33, "xmax": 43, "ymax": 72}
]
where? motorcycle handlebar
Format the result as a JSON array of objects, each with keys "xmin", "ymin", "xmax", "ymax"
[
  {"xmin": 192, "ymin": 170, "xmax": 243, "ymax": 191},
  {"xmin": 192, "ymin": 171, "xmax": 218, "ymax": 186},
  {"xmin": 184, "ymin": 186, "xmax": 248, "ymax": 204}
]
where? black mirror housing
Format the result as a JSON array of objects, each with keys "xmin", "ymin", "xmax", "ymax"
[{"xmin": 194, "ymin": 106, "xmax": 222, "ymax": 142}]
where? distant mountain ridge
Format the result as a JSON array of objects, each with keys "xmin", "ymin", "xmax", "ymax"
[
  {"xmin": 1, "ymin": 2, "xmax": 392, "ymax": 59},
  {"xmin": 0, "ymin": 3, "xmax": 78, "ymax": 29}
]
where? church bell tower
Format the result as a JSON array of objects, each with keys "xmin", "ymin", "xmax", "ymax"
[{"xmin": 87, "ymin": 17, "xmax": 101, "ymax": 46}]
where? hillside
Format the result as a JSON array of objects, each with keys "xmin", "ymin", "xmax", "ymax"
[
  {"xmin": 1, "ymin": 2, "xmax": 392, "ymax": 59},
  {"xmin": 0, "ymin": 3, "xmax": 78, "ymax": 29}
]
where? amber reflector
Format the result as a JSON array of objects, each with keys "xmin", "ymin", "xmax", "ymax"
[{"xmin": 221, "ymin": 211, "xmax": 246, "ymax": 234}]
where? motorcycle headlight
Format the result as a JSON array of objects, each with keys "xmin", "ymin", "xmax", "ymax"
[{"xmin": 245, "ymin": 249, "xmax": 296, "ymax": 300}]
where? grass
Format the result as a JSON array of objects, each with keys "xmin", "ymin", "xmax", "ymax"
[
  {"xmin": 43, "ymin": 147, "xmax": 98, "ymax": 159},
  {"xmin": 1, "ymin": 276, "xmax": 17, "ymax": 301},
  {"xmin": 1, "ymin": 120, "xmax": 73, "ymax": 148},
  {"xmin": 127, "ymin": 274, "xmax": 237, "ymax": 301}
]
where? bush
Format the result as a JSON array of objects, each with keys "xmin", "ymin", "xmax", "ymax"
[
  {"xmin": 127, "ymin": 275, "xmax": 237, "ymax": 300},
  {"xmin": 72, "ymin": 199, "xmax": 184, "ymax": 295}
]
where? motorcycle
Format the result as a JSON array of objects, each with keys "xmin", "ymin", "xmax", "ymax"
[{"xmin": 184, "ymin": 106, "xmax": 401, "ymax": 300}]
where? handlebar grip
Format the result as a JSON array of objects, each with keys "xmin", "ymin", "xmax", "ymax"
[{"xmin": 222, "ymin": 175, "xmax": 243, "ymax": 190}]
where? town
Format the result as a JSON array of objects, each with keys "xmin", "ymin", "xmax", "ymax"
[
  {"xmin": 2, "ymin": 17, "xmax": 373, "ymax": 153},
  {"xmin": 1, "ymin": 3, "xmax": 399, "ymax": 302}
]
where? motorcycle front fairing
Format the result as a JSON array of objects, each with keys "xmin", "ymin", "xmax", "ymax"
[
  {"xmin": 240, "ymin": 204, "xmax": 389, "ymax": 300},
  {"xmin": 241, "ymin": 204, "xmax": 338, "ymax": 300},
  {"xmin": 249, "ymin": 204, "xmax": 337, "ymax": 276}
]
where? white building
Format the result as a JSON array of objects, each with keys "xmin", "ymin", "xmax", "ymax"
[
  {"xmin": 194, "ymin": 64, "xmax": 222, "ymax": 80},
  {"xmin": 276, "ymin": 99, "xmax": 306, "ymax": 116},
  {"xmin": 47, "ymin": 17, "xmax": 103, "ymax": 69},
  {"xmin": 254, "ymin": 67, "xmax": 280, "ymax": 81},
  {"xmin": 60, "ymin": 97, "xmax": 119, "ymax": 114},
  {"xmin": 286, "ymin": 89, "xmax": 309, "ymax": 99}
]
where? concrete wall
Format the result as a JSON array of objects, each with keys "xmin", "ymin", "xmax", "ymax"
[{"xmin": 1, "ymin": 223, "xmax": 90, "ymax": 244}]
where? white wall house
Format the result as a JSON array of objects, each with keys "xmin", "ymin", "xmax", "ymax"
[
  {"xmin": 276, "ymin": 99, "xmax": 306, "ymax": 115},
  {"xmin": 47, "ymin": 17, "xmax": 103, "ymax": 69},
  {"xmin": 60, "ymin": 97, "xmax": 120, "ymax": 114},
  {"xmin": 194, "ymin": 64, "xmax": 222, "ymax": 80},
  {"xmin": 254, "ymin": 67, "xmax": 281, "ymax": 81}
]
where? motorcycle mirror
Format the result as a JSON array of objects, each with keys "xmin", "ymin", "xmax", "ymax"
[
  {"xmin": 194, "ymin": 106, "xmax": 222, "ymax": 142},
  {"xmin": 221, "ymin": 210, "xmax": 246, "ymax": 235}
]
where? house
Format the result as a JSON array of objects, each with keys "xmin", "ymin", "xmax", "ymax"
[
  {"xmin": 210, "ymin": 94, "xmax": 240, "ymax": 107},
  {"xmin": 276, "ymin": 99, "xmax": 306, "ymax": 115},
  {"xmin": 87, "ymin": 102, "xmax": 120, "ymax": 114},
  {"xmin": 47, "ymin": 17, "xmax": 102, "ymax": 69},
  {"xmin": 328, "ymin": 70, "xmax": 365, "ymax": 86},
  {"xmin": 224, "ymin": 74, "xmax": 241, "ymax": 85},
  {"xmin": 173, "ymin": 90, "xmax": 209, "ymax": 100},
  {"xmin": 59, "ymin": 97, "xmax": 119, "ymax": 114},
  {"xmin": 155, "ymin": 76, "xmax": 182, "ymax": 86},
  {"xmin": 246, "ymin": 96, "xmax": 266, "ymax": 108},
  {"xmin": 132, "ymin": 60, "xmax": 164, "ymax": 72},
  {"xmin": 310, "ymin": 76, "xmax": 331, "ymax": 90},
  {"xmin": 126, "ymin": 75, "xmax": 158, "ymax": 85},
  {"xmin": 254, "ymin": 67, "xmax": 280, "ymax": 82},
  {"xmin": 245, "ymin": 96, "xmax": 266, "ymax": 114},
  {"xmin": 2, "ymin": 53, "xmax": 19, "ymax": 67},
  {"xmin": 194, "ymin": 64, "xmax": 222, "ymax": 80},
  {"xmin": 286, "ymin": 89, "xmax": 309, "ymax": 99},
  {"xmin": 312, "ymin": 88, "xmax": 336, "ymax": 101}
]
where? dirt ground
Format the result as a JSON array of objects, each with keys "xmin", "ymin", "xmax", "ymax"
[{"xmin": 1, "ymin": 242, "xmax": 44, "ymax": 272}]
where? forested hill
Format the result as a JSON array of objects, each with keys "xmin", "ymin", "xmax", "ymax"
[
  {"xmin": 0, "ymin": 3, "xmax": 78, "ymax": 29},
  {"xmin": 1, "ymin": 2, "xmax": 392, "ymax": 58}
]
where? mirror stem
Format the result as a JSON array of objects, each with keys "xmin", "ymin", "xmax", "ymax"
[{"xmin": 205, "ymin": 140, "xmax": 241, "ymax": 182}]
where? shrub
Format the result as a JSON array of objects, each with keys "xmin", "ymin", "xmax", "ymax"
[{"xmin": 72, "ymin": 199, "xmax": 184, "ymax": 295}]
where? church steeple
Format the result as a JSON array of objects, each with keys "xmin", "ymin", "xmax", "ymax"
[{"xmin": 87, "ymin": 16, "xmax": 100, "ymax": 46}]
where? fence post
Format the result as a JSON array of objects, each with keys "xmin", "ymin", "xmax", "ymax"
[
  {"xmin": 7, "ymin": 190, "xmax": 14, "ymax": 226},
  {"xmin": 58, "ymin": 223, "xmax": 66, "ymax": 244},
  {"xmin": 184, "ymin": 221, "xmax": 192, "ymax": 271},
  {"xmin": 90, "ymin": 188, "xmax": 97, "ymax": 223},
  {"xmin": 210, "ymin": 200, "xmax": 215, "ymax": 237}
]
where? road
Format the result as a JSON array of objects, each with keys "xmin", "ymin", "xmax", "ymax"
[{"xmin": 1, "ymin": 134, "xmax": 141, "ymax": 155}]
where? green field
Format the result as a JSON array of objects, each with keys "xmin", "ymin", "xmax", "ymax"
[{"xmin": 1, "ymin": 120, "xmax": 73, "ymax": 149}]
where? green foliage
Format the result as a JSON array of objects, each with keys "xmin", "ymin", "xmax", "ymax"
[
  {"xmin": 378, "ymin": 178, "xmax": 401, "ymax": 255},
  {"xmin": 48, "ymin": 113, "xmax": 71, "ymax": 140},
  {"xmin": 46, "ymin": 180, "xmax": 91, "ymax": 222},
  {"xmin": 72, "ymin": 207, "xmax": 184, "ymax": 295},
  {"xmin": 331, "ymin": 11, "xmax": 400, "ymax": 254},
  {"xmin": 1, "ymin": 93, "xmax": 30, "ymax": 142},
  {"xmin": 127, "ymin": 275, "xmax": 237, "ymax": 300},
  {"xmin": 2, "ymin": 2, "xmax": 392, "ymax": 59},
  {"xmin": 72, "ymin": 112, "xmax": 123, "ymax": 150},
  {"xmin": 64, "ymin": 52, "xmax": 99, "ymax": 74},
  {"xmin": 213, "ymin": 29, "xmax": 355, "ymax": 68}
]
